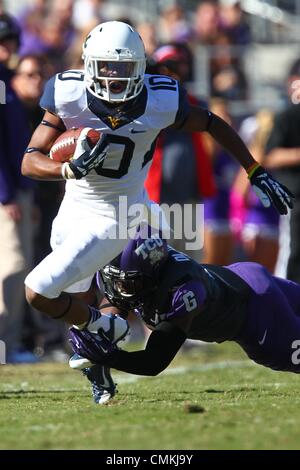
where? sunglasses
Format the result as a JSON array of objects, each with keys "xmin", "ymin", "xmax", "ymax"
[{"xmin": 17, "ymin": 71, "xmax": 44, "ymax": 79}]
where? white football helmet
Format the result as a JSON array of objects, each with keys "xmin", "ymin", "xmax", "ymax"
[{"xmin": 82, "ymin": 21, "xmax": 146, "ymax": 103}]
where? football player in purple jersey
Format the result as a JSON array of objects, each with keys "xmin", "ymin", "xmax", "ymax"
[{"xmin": 70, "ymin": 231, "xmax": 300, "ymax": 377}]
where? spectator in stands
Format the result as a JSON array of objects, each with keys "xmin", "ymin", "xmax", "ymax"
[
  {"xmin": 18, "ymin": 0, "xmax": 48, "ymax": 57},
  {"xmin": 137, "ymin": 22, "xmax": 158, "ymax": 59},
  {"xmin": 210, "ymin": 31, "xmax": 248, "ymax": 100},
  {"xmin": 12, "ymin": 55, "xmax": 63, "ymax": 263},
  {"xmin": 36, "ymin": 13, "xmax": 75, "ymax": 72},
  {"xmin": 52, "ymin": 0, "xmax": 74, "ymax": 28},
  {"xmin": 264, "ymin": 59, "xmax": 300, "ymax": 282},
  {"xmin": 72, "ymin": 0, "xmax": 106, "ymax": 31},
  {"xmin": 145, "ymin": 43, "xmax": 215, "ymax": 260},
  {"xmin": 20, "ymin": 1, "xmax": 75, "ymax": 72},
  {"xmin": 193, "ymin": 1, "xmax": 221, "ymax": 45},
  {"xmin": 220, "ymin": 0, "xmax": 251, "ymax": 46},
  {"xmin": 12, "ymin": 55, "xmax": 45, "ymax": 132},
  {"xmin": 0, "ymin": 13, "xmax": 36, "ymax": 362},
  {"xmin": 202, "ymin": 98, "xmax": 239, "ymax": 265},
  {"xmin": 12, "ymin": 54, "xmax": 66, "ymax": 360},
  {"xmin": 158, "ymin": 4, "xmax": 193, "ymax": 44},
  {"xmin": 231, "ymin": 109, "xmax": 279, "ymax": 272},
  {"xmin": 18, "ymin": 0, "xmax": 48, "ymax": 29}
]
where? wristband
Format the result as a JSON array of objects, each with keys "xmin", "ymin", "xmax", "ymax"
[
  {"xmin": 246, "ymin": 162, "xmax": 260, "ymax": 179},
  {"xmin": 24, "ymin": 147, "xmax": 43, "ymax": 154}
]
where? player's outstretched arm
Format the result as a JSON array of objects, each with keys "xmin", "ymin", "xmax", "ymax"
[
  {"xmin": 107, "ymin": 321, "xmax": 187, "ymax": 376},
  {"xmin": 21, "ymin": 111, "xmax": 66, "ymax": 180},
  {"xmin": 181, "ymin": 105, "xmax": 258, "ymax": 169},
  {"xmin": 180, "ymin": 105, "xmax": 294, "ymax": 215},
  {"xmin": 70, "ymin": 320, "xmax": 187, "ymax": 376}
]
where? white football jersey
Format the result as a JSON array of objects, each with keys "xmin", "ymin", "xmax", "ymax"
[{"xmin": 40, "ymin": 70, "xmax": 189, "ymax": 213}]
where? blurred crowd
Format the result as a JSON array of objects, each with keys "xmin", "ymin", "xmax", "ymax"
[{"xmin": 1, "ymin": 0, "xmax": 300, "ymax": 362}]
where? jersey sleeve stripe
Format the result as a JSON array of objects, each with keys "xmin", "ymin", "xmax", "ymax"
[{"xmin": 150, "ymin": 86, "xmax": 179, "ymax": 91}]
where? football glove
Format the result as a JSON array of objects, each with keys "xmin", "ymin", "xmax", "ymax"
[
  {"xmin": 68, "ymin": 128, "xmax": 110, "ymax": 179},
  {"xmin": 69, "ymin": 327, "xmax": 117, "ymax": 365},
  {"xmin": 249, "ymin": 165, "xmax": 294, "ymax": 215}
]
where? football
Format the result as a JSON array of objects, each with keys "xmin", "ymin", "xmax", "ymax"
[{"xmin": 49, "ymin": 127, "xmax": 101, "ymax": 162}]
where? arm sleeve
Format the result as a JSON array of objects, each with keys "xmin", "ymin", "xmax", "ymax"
[{"xmin": 105, "ymin": 321, "xmax": 187, "ymax": 376}]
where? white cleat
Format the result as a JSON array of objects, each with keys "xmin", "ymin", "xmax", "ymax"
[{"xmin": 69, "ymin": 353, "xmax": 94, "ymax": 370}]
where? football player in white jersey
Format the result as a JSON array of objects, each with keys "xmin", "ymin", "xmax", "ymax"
[{"xmin": 21, "ymin": 21, "xmax": 293, "ymax": 403}]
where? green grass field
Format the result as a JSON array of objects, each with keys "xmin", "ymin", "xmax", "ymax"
[{"xmin": 1, "ymin": 342, "xmax": 300, "ymax": 450}]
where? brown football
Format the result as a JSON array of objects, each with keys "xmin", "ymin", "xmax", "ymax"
[{"xmin": 49, "ymin": 127, "xmax": 101, "ymax": 163}]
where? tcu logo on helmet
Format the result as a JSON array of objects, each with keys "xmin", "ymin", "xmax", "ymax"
[{"xmin": 135, "ymin": 236, "xmax": 165, "ymax": 264}]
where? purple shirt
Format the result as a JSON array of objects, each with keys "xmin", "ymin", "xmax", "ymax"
[{"xmin": 0, "ymin": 65, "xmax": 33, "ymax": 203}]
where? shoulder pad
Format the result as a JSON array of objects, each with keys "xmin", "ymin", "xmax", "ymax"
[{"xmin": 40, "ymin": 70, "xmax": 86, "ymax": 118}]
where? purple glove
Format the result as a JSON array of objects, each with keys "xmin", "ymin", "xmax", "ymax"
[{"xmin": 69, "ymin": 327, "xmax": 117, "ymax": 364}]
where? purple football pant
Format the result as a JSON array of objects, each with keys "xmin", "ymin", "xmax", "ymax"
[{"xmin": 228, "ymin": 262, "xmax": 300, "ymax": 373}]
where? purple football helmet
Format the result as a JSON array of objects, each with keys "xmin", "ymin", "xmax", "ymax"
[{"xmin": 100, "ymin": 232, "xmax": 168, "ymax": 311}]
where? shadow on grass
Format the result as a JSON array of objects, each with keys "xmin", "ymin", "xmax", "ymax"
[{"xmin": 0, "ymin": 388, "xmax": 86, "ymax": 399}]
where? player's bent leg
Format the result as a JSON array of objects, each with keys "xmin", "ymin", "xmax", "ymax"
[
  {"xmin": 24, "ymin": 217, "xmax": 129, "ymax": 324},
  {"xmin": 71, "ymin": 283, "xmax": 99, "ymax": 307},
  {"xmin": 27, "ymin": 211, "xmax": 129, "ymax": 293},
  {"xmin": 273, "ymin": 276, "xmax": 300, "ymax": 316},
  {"xmin": 25, "ymin": 286, "xmax": 91, "ymax": 325},
  {"xmin": 232, "ymin": 264, "xmax": 300, "ymax": 373}
]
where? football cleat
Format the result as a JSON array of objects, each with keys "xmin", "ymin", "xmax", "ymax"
[
  {"xmin": 82, "ymin": 364, "xmax": 117, "ymax": 405},
  {"xmin": 69, "ymin": 353, "xmax": 93, "ymax": 370}
]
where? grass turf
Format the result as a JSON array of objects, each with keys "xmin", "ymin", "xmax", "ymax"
[{"xmin": 0, "ymin": 342, "xmax": 300, "ymax": 450}]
